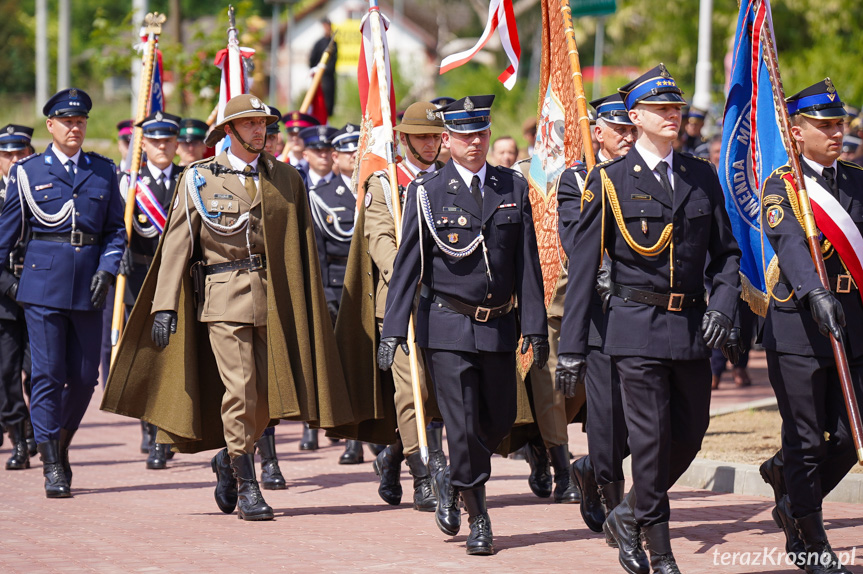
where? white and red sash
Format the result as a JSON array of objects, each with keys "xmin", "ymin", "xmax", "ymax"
[
  {"xmin": 134, "ymin": 178, "xmax": 167, "ymax": 234},
  {"xmin": 790, "ymin": 172, "xmax": 863, "ymax": 304}
]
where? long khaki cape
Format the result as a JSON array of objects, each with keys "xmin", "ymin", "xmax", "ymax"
[{"xmin": 101, "ymin": 154, "xmax": 354, "ymax": 453}]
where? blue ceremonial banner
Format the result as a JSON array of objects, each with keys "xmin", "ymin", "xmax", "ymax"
[{"xmin": 720, "ymin": 0, "xmax": 788, "ymax": 316}]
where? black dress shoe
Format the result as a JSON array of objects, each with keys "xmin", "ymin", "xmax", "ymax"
[
  {"xmin": 339, "ymin": 440, "xmax": 364, "ymax": 464},
  {"xmin": 760, "ymin": 450, "xmax": 786, "ymax": 505},
  {"xmin": 461, "ymin": 487, "xmax": 494, "ymax": 556},
  {"xmin": 525, "ymin": 437, "xmax": 552, "ymax": 498},
  {"xmin": 372, "ymin": 440, "xmax": 404, "ymax": 505},
  {"xmin": 406, "ymin": 452, "xmax": 437, "ymax": 512},
  {"xmin": 146, "ymin": 442, "xmax": 169, "ymax": 470},
  {"xmin": 58, "ymin": 428, "xmax": 75, "ymax": 487},
  {"xmin": 599, "ymin": 480, "xmax": 625, "ymax": 545},
  {"xmin": 548, "ymin": 445, "xmax": 580, "ymax": 503},
  {"xmin": 432, "ymin": 466, "xmax": 461, "ymax": 536},
  {"xmin": 571, "ymin": 455, "xmax": 604, "ymax": 532},
  {"xmin": 211, "ymin": 448, "xmax": 238, "ymax": 514},
  {"xmin": 773, "ymin": 495, "xmax": 805, "ymax": 562},
  {"xmin": 642, "ymin": 522, "xmax": 682, "ymax": 574},
  {"xmin": 256, "ymin": 434, "xmax": 287, "ymax": 490},
  {"xmin": 231, "ymin": 453, "xmax": 274, "ymax": 521},
  {"xmin": 299, "ymin": 423, "xmax": 319, "ymax": 451},
  {"xmin": 603, "ymin": 491, "xmax": 649, "ymax": 574},
  {"xmin": 794, "ymin": 510, "xmax": 851, "ymax": 574},
  {"xmin": 6, "ymin": 422, "xmax": 30, "ymax": 470},
  {"xmin": 37, "ymin": 441, "xmax": 71, "ymax": 498}
]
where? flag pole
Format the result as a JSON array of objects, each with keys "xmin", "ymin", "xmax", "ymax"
[
  {"xmin": 761, "ymin": 17, "xmax": 863, "ymax": 464},
  {"xmin": 368, "ymin": 0, "xmax": 429, "ymax": 464},
  {"xmin": 558, "ymin": 0, "xmax": 595, "ymax": 169},
  {"xmin": 111, "ymin": 12, "xmax": 165, "ymax": 365}
]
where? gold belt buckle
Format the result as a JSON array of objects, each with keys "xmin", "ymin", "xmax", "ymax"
[
  {"xmin": 474, "ymin": 306, "xmax": 491, "ymax": 322},
  {"xmin": 836, "ymin": 274, "xmax": 853, "ymax": 294},
  {"xmin": 249, "ymin": 254, "xmax": 265, "ymax": 271},
  {"xmin": 667, "ymin": 293, "xmax": 684, "ymax": 312}
]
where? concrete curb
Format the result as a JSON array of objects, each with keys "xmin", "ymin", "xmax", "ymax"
[{"xmin": 623, "ymin": 457, "xmax": 863, "ymax": 504}]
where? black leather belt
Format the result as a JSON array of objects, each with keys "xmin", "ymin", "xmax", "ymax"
[
  {"xmin": 31, "ymin": 231, "xmax": 99, "ymax": 246},
  {"xmin": 420, "ymin": 284, "xmax": 513, "ymax": 323},
  {"xmin": 829, "ymin": 274, "xmax": 858, "ymax": 293},
  {"xmin": 204, "ymin": 254, "xmax": 267, "ymax": 276},
  {"xmin": 611, "ymin": 283, "xmax": 705, "ymax": 312},
  {"xmin": 131, "ymin": 253, "xmax": 154, "ymax": 266}
]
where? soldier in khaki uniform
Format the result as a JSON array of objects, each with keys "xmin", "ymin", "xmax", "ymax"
[
  {"xmin": 149, "ymin": 95, "xmax": 284, "ymax": 521},
  {"xmin": 365, "ymin": 102, "xmax": 447, "ymax": 510}
]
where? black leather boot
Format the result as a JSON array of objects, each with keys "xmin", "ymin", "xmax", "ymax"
[
  {"xmin": 368, "ymin": 443, "xmax": 386, "ymax": 456},
  {"xmin": 139, "ymin": 420, "xmax": 150, "ymax": 454},
  {"xmin": 760, "ymin": 450, "xmax": 786, "ymax": 505},
  {"xmin": 793, "ymin": 511, "xmax": 851, "ymax": 574},
  {"xmin": 231, "ymin": 453, "xmax": 274, "ymax": 521},
  {"xmin": 406, "ymin": 452, "xmax": 437, "ymax": 512},
  {"xmin": 372, "ymin": 437, "xmax": 404, "ymax": 505},
  {"xmin": 461, "ymin": 486, "xmax": 494, "ymax": 556},
  {"xmin": 58, "ymin": 428, "xmax": 75, "ymax": 487},
  {"xmin": 603, "ymin": 489, "xmax": 649, "ymax": 574},
  {"xmin": 642, "ymin": 522, "xmax": 681, "ymax": 574},
  {"xmin": 339, "ymin": 439, "xmax": 364, "ymax": 464},
  {"xmin": 299, "ymin": 423, "xmax": 318, "ymax": 450},
  {"xmin": 571, "ymin": 455, "xmax": 604, "ymax": 532},
  {"xmin": 210, "ymin": 448, "xmax": 238, "ymax": 514},
  {"xmin": 427, "ymin": 425, "xmax": 447, "ymax": 476},
  {"xmin": 146, "ymin": 425, "xmax": 168, "ymax": 470},
  {"xmin": 599, "ymin": 480, "xmax": 624, "ymax": 516},
  {"xmin": 773, "ymin": 495, "xmax": 805, "ymax": 566},
  {"xmin": 525, "ymin": 436, "xmax": 552, "ymax": 498},
  {"xmin": 6, "ymin": 422, "xmax": 30, "ymax": 470},
  {"xmin": 37, "ymin": 440, "xmax": 71, "ymax": 498},
  {"xmin": 256, "ymin": 433, "xmax": 286, "ymax": 490},
  {"xmin": 432, "ymin": 465, "xmax": 461, "ymax": 536},
  {"xmin": 548, "ymin": 445, "xmax": 580, "ymax": 503},
  {"xmin": 23, "ymin": 418, "xmax": 37, "ymax": 457}
]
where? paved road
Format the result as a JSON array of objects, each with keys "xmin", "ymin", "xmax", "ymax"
[{"xmin": 1, "ymin": 378, "xmax": 860, "ymax": 573}]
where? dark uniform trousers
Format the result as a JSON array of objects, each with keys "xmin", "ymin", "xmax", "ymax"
[
  {"xmin": 309, "ymin": 175, "xmax": 355, "ymax": 308},
  {"xmin": 382, "ymin": 161, "xmax": 547, "ymax": 491},
  {"xmin": 557, "ymin": 165, "xmax": 628, "ymax": 486},
  {"xmin": 0, "ymin": 145, "xmax": 126, "ymax": 442},
  {"xmin": 558, "ymin": 150, "xmax": 740, "ymax": 526},
  {"xmin": 760, "ymin": 159, "xmax": 863, "ymax": 518}
]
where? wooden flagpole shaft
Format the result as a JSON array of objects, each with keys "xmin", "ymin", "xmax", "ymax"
[
  {"xmin": 111, "ymin": 12, "xmax": 164, "ymax": 365},
  {"xmin": 559, "ymin": 0, "xmax": 595, "ymax": 170},
  {"xmin": 761, "ymin": 25, "xmax": 863, "ymax": 464},
  {"xmin": 300, "ymin": 39, "xmax": 335, "ymax": 113}
]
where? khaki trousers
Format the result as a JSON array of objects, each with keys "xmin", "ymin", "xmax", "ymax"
[
  {"xmin": 378, "ymin": 319, "xmax": 429, "ymax": 456},
  {"xmin": 207, "ymin": 322, "xmax": 269, "ymax": 457}
]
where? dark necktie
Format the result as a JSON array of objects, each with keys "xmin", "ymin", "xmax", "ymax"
[
  {"xmin": 656, "ymin": 161, "xmax": 672, "ymax": 197},
  {"xmin": 244, "ymin": 165, "xmax": 257, "ymax": 201},
  {"xmin": 470, "ymin": 175, "xmax": 483, "ymax": 209},
  {"xmin": 823, "ymin": 166, "xmax": 838, "ymax": 198},
  {"xmin": 65, "ymin": 159, "xmax": 76, "ymax": 184}
]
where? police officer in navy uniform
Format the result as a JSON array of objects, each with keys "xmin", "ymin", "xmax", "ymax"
[
  {"xmin": 757, "ymin": 79, "xmax": 862, "ymax": 574},
  {"xmin": 558, "ymin": 93, "xmax": 636, "ymax": 533},
  {"xmin": 0, "ymin": 89, "xmax": 126, "ymax": 498},
  {"xmin": 555, "ymin": 66, "xmax": 741, "ymax": 574},
  {"xmin": 0, "ymin": 124, "xmax": 36, "ymax": 470},
  {"xmin": 378, "ymin": 95, "xmax": 549, "ymax": 556}
]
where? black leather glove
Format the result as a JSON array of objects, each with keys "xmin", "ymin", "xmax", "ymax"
[
  {"xmin": 521, "ymin": 335, "xmax": 549, "ymax": 370},
  {"xmin": 117, "ymin": 248, "xmax": 134, "ymax": 276},
  {"xmin": 90, "ymin": 270, "xmax": 115, "ymax": 309},
  {"xmin": 151, "ymin": 311, "xmax": 178, "ymax": 349},
  {"xmin": 377, "ymin": 336, "xmax": 408, "ymax": 371},
  {"xmin": 327, "ymin": 301, "xmax": 339, "ymax": 326},
  {"xmin": 595, "ymin": 260, "xmax": 612, "ymax": 313},
  {"xmin": 701, "ymin": 310, "xmax": 733, "ymax": 349},
  {"xmin": 5, "ymin": 280, "xmax": 19, "ymax": 302},
  {"xmin": 721, "ymin": 327, "xmax": 742, "ymax": 365},
  {"xmin": 555, "ymin": 353, "xmax": 586, "ymax": 399},
  {"xmin": 807, "ymin": 287, "xmax": 846, "ymax": 341}
]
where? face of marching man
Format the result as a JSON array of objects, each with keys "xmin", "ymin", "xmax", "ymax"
[
  {"xmin": 443, "ymin": 128, "xmax": 490, "ymax": 173},
  {"xmin": 142, "ymin": 136, "xmax": 178, "ymax": 171},
  {"xmin": 226, "ymin": 116, "xmax": 267, "ymax": 161},
  {"xmin": 47, "ymin": 115, "xmax": 87, "ymax": 157},
  {"xmin": 629, "ymin": 103, "xmax": 683, "ymax": 143},
  {"xmin": 791, "ymin": 115, "xmax": 844, "ymax": 166},
  {"xmin": 595, "ymin": 119, "xmax": 637, "ymax": 159}
]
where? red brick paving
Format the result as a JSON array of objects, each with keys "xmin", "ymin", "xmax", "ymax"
[{"xmin": 1, "ymin": 382, "xmax": 860, "ymax": 574}]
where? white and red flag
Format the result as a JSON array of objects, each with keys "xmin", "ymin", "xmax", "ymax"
[{"xmin": 439, "ymin": 0, "xmax": 521, "ymax": 90}]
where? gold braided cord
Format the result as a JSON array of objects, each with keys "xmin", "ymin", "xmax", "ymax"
[
  {"xmin": 600, "ymin": 168, "xmax": 673, "ymax": 256},
  {"xmin": 782, "ymin": 176, "xmax": 807, "ymax": 230}
]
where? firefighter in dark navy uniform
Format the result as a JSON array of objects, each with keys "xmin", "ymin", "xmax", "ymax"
[
  {"xmin": 555, "ymin": 66, "xmax": 741, "ymax": 574},
  {"xmin": 757, "ymin": 79, "xmax": 862, "ymax": 574},
  {"xmin": 378, "ymin": 95, "xmax": 549, "ymax": 556},
  {"xmin": 0, "ymin": 88, "xmax": 126, "ymax": 498}
]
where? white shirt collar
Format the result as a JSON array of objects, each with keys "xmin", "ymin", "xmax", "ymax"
[
  {"xmin": 802, "ymin": 154, "xmax": 838, "ymax": 176},
  {"xmin": 453, "ymin": 161, "xmax": 487, "ymax": 191},
  {"xmin": 52, "ymin": 145, "xmax": 82, "ymax": 167},
  {"xmin": 403, "ymin": 155, "xmax": 437, "ymax": 177},
  {"xmin": 340, "ymin": 173, "xmax": 354, "ymax": 192},
  {"xmin": 597, "ymin": 150, "xmax": 609, "ymax": 163},
  {"xmin": 309, "ymin": 170, "xmax": 333, "ymax": 188},
  {"xmin": 635, "ymin": 141, "xmax": 673, "ymax": 173},
  {"xmin": 147, "ymin": 162, "xmax": 172, "ymax": 183},
  {"xmin": 227, "ymin": 148, "xmax": 259, "ymax": 173}
]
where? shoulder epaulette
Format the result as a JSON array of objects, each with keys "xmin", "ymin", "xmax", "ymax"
[
  {"xmin": 18, "ymin": 152, "xmax": 41, "ymax": 165},
  {"xmin": 595, "ymin": 156, "xmax": 623, "ymax": 169},
  {"xmin": 839, "ymin": 159, "xmax": 863, "ymax": 171},
  {"xmin": 86, "ymin": 151, "xmax": 115, "ymax": 165},
  {"xmin": 680, "ymin": 151, "xmax": 711, "ymax": 164},
  {"xmin": 767, "ymin": 165, "xmax": 792, "ymax": 179},
  {"xmin": 416, "ymin": 170, "xmax": 441, "ymax": 183}
]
